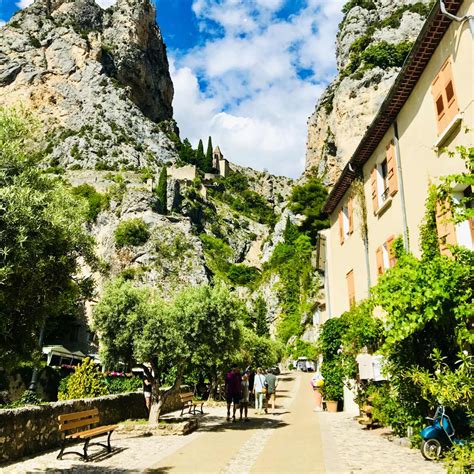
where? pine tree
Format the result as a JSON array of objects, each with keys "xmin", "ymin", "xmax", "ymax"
[
  {"xmin": 155, "ymin": 166, "xmax": 168, "ymax": 214},
  {"xmin": 178, "ymin": 138, "xmax": 195, "ymax": 165},
  {"xmin": 204, "ymin": 136, "xmax": 213, "ymax": 172},
  {"xmin": 196, "ymin": 139, "xmax": 205, "ymax": 170}
]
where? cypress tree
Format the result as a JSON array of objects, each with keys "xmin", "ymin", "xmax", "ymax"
[
  {"xmin": 204, "ymin": 136, "xmax": 213, "ymax": 172},
  {"xmin": 155, "ymin": 166, "xmax": 168, "ymax": 214},
  {"xmin": 196, "ymin": 139, "xmax": 205, "ymax": 170}
]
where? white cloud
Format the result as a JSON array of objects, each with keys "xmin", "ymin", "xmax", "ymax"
[
  {"xmin": 15, "ymin": 0, "xmax": 33, "ymax": 8},
  {"xmin": 172, "ymin": 0, "xmax": 344, "ymax": 177},
  {"xmin": 0, "ymin": 20, "xmax": 5, "ymax": 27}
]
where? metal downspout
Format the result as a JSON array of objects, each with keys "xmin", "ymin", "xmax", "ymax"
[{"xmin": 393, "ymin": 122, "xmax": 410, "ymax": 252}]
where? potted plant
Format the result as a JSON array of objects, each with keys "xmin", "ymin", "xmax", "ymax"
[{"xmin": 321, "ymin": 359, "xmax": 344, "ymax": 412}]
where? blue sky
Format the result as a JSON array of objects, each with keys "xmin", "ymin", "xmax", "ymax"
[{"xmin": 0, "ymin": 0, "xmax": 345, "ymax": 177}]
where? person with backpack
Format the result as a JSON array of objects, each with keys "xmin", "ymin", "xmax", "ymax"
[{"xmin": 265, "ymin": 368, "xmax": 278, "ymax": 415}]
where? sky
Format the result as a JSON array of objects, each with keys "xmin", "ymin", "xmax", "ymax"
[{"xmin": 0, "ymin": 0, "xmax": 345, "ymax": 178}]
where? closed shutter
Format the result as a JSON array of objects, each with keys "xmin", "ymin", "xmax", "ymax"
[
  {"xmin": 376, "ymin": 246, "xmax": 384, "ymax": 275},
  {"xmin": 348, "ymin": 198, "xmax": 354, "ymax": 234},
  {"xmin": 386, "ymin": 141, "xmax": 398, "ymax": 196},
  {"xmin": 346, "ymin": 270, "xmax": 355, "ymax": 307},
  {"xmin": 371, "ymin": 167, "xmax": 379, "ymax": 214},
  {"xmin": 386, "ymin": 235, "xmax": 396, "ymax": 268},
  {"xmin": 436, "ymin": 200, "xmax": 457, "ymax": 255},
  {"xmin": 338, "ymin": 210, "xmax": 344, "ymax": 245},
  {"xmin": 432, "ymin": 58, "xmax": 459, "ymax": 134}
]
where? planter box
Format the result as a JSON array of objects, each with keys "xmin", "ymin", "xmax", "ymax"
[{"xmin": 326, "ymin": 400, "xmax": 338, "ymax": 413}]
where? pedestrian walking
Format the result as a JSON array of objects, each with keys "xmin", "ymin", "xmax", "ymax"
[
  {"xmin": 253, "ymin": 367, "xmax": 267, "ymax": 415},
  {"xmin": 225, "ymin": 365, "xmax": 242, "ymax": 422},
  {"xmin": 310, "ymin": 371, "xmax": 324, "ymax": 412},
  {"xmin": 246, "ymin": 366, "xmax": 255, "ymax": 407},
  {"xmin": 240, "ymin": 373, "xmax": 250, "ymax": 421},
  {"xmin": 143, "ymin": 374, "xmax": 152, "ymax": 413},
  {"xmin": 265, "ymin": 369, "xmax": 278, "ymax": 414}
]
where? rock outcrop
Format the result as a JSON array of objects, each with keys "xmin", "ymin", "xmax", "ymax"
[
  {"xmin": 0, "ymin": 0, "xmax": 176, "ymax": 171},
  {"xmin": 305, "ymin": 0, "xmax": 433, "ymax": 185}
]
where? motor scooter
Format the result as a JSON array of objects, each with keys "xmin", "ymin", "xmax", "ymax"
[{"xmin": 420, "ymin": 406, "xmax": 465, "ymax": 460}]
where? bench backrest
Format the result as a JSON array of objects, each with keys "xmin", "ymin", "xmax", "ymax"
[
  {"xmin": 58, "ymin": 408, "xmax": 100, "ymax": 433},
  {"xmin": 180, "ymin": 392, "xmax": 194, "ymax": 403}
]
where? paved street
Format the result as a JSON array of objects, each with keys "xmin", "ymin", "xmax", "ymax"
[{"xmin": 1, "ymin": 372, "xmax": 445, "ymax": 473}]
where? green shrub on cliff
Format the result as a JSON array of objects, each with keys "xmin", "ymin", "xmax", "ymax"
[{"xmin": 114, "ymin": 218, "xmax": 150, "ymax": 248}]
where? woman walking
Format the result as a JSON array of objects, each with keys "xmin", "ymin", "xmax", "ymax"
[
  {"xmin": 253, "ymin": 368, "xmax": 267, "ymax": 415},
  {"xmin": 240, "ymin": 373, "xmax": 250, "ymax": 421}
]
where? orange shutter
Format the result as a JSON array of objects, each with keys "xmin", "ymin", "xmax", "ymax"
[
  {"xmin": 386, "ymin": 141, "xmax": 398, "ymax": 196},
  {"xmin": 432, "ymin": 58, "xmax": 459, "ymax": 134},
  {"xmin": 338, "ymin": 210, "xmax": 344, "ymax": 245},
  {"xmin": 376, "ymin": 246, "xmax": 384, "ymax": 275},
  {"xmin": 436, "ymin": 200, "xmax": 457, "ymax": 255},
  {"xmin": 371, "ymin": 167, "xmax": 378, "ymax": 214},
  {"xmin": 386, "ymin": 235, "xmax": 396, "ymax": 268},
  {"xmin": 346, "ymin": 270, "xmax": 355, "ymax": 307},
  {"xmin": 348, "ymin": 198, "xmax": 354, "ymax": 234}
]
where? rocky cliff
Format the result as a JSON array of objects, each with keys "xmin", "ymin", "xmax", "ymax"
[
  {"xmin": 0, "ymin": 0, "xmax": 319, "ymax": 350},
  {"xmin": 305, "ymin": 0, "xmax": 434, "ymax": 184},
  {"xmin": 0, "ymin": 0, "xmax": 176, "ymax": 171}
]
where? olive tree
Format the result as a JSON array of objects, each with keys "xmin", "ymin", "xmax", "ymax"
[{"xmin": 93, "ymin": 280, "xmax": 243, "ymax": 423}]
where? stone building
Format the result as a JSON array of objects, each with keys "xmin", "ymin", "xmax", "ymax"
[
  {"xmin": 321, "ymin": 0, "xmax": 473, "ymax": 319},
  {"xmin": 211, "ymin": 146, "xmax": 230, "ymax": 178}
]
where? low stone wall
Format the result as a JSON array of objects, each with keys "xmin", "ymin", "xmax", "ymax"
[{"xmin": 0, "ymin": 390, "xmax": 183, "ymax": 464}]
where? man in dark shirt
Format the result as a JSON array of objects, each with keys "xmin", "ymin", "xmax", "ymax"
[{"xmin": 225, "ymin": 365, "xmax": 242, "ymax": 422}]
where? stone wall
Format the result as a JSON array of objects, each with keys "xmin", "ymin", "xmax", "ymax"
[{"xmin": 0, "ymin": 390, "xmax": 183, "ymax": 464}]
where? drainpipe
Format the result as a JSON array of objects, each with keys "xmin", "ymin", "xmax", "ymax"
[
  {"xmin": 440, "ymin": 0, "xmax": 474, "ymax": 38},
  {"xmin": 393, "ymin": 122, "xmax": 410, "ymax": 252}
]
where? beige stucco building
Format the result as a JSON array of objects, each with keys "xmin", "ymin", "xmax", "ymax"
[{"xmin": 322, "ymin": 0, "xmax": 473, "ymax": 319}]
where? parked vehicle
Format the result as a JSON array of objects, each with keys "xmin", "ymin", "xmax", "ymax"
[
  {"xmin": 420, "ymin": 406, "xmax": 466, "ymax": 460},
  {"xmin": 296, "ymin": 357, "xmax": 308, "ymax": 371},
  {"xmin": 270, "ymin": 365, "xmax": 281, "ymax": 375}
]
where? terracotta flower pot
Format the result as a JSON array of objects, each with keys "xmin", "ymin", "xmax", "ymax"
[{"xmin": 326, "ymin": 400, "xmax": 338, "ymax": 413}]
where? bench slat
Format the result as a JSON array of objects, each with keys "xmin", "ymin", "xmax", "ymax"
[
  {"xmin": 59, "ymin": 416, "xmax": 100, "ymax": 432},
  {"xmin": 67, "ymin": 424, "xmax": 118, "ymax": 439},
  {"xmin": 58, "ymin": 408, "xmax": 98, "ymax": 423},
  {"xmin": 180, "ymin": 393, "xmax": 194, "ymax": 401}
]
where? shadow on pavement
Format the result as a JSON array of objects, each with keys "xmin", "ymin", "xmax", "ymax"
[{"xmin": 198, "ymin": 415, "xmax": 288, "ymax": 433}]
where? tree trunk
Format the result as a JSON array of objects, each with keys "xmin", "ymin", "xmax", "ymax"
[{"xmin": 208, "ymin": 372, "xmax": 218, "ymax": 401}]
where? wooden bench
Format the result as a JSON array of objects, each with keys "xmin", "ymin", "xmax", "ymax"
[
  {"xmin": 57, "ymin": 408, "xmax": 118, "ymax": 461},
  {"xmin": 179, "ymin": 392, "xmax": 204, "ymax": 416}
]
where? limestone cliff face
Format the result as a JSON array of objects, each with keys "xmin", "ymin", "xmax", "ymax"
[
  {"xmin": 0, "ymin": 0, "xmax": 176, "ymax": 170},
  {"xmin": 305, "ymin": 0, "xmax": 433, "ymax": 185}
]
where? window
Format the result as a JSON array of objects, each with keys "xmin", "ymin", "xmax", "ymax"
[
  {"xmin": 338, "ymin": 198, "xmax": 354, "ymax": 244},
  {"xmin": 376, "ymin": 236, "xmax": 396, "ymax": 275},
  {"xmin": 346, "ymin": 270, "xmax": 355, "ymax": 307},
  {"xmin": 371, "ymin": 141, "xmax": 398, "ymax": 214},
  {"xmin": 432, "ymin": 58, "xmax": 459, "ymax": 134},
  {"xmin": 451, "ymin": 188, "xmax": 473, "ymax": 251}
]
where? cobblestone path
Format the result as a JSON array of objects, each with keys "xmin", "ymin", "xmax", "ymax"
[{"xmin": 1, "ymin": 373, "xmax": 446, "ymax": 473}]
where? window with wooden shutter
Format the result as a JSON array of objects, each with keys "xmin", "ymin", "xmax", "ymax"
[
  {"xmin": 386, "ymin": 235, "xmax": 397, "ymax": 268},
  {"xmin": 431, "ymin": 58, "xmax": 459, "ymax": 134},
  {"xmin": 346, "ymin": 270, "xmax": 355, "ymax": 307},
  {"xmin": 348, "ymin": 198, "xmax": 354, "ymax": 234},
  {"xmin": 386, "ymin": 141, "xmax": 398, "ymax": 196},
  {"xmin": 338, "ymin": 210, "xmax": 344, "ymax": 245},
  {"xmin": 436, "ymin": 200, "xmax": 457, "ymax": 255},
  {"xmin": 376, "ymin": 246, "xmax": 384, "ymax": 275},
  {"xmin": 371, "ymin": 167, "xmax": 378, "ymax": 214}
]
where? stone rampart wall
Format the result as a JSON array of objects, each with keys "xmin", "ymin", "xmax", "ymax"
[{"xmin": 0, "ymin": 390, "xmax": 183, "ymax": 464}]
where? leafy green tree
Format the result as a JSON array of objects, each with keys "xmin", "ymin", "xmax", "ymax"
[
  {"xmin": 252, "ymin": 295, "xmax": 269, "ymax": 337},
  {"xmin": 155, "ymin": 166, "xmax": 168, "ymax": 214},
  {"xmin": 0, "ymin": 108, "xmax": 95, "ymax": 368},
  {"xmin": 196, "ymin": 139, "xmax": 205, "ymax": 170},
  {"xmin": 289, "ymin": 177, "xmax": 329, "ymax": 240},
  {"xmin": 204, "ymin": 136, "xmax": 213, "ymax": 173},
  {"xmin": 178, "ymin": 138, "xmax": 195, "ymax": 165},
  {"xmin": 93, "ymin": 280, "xmax": 243, "ymax": 422}
]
